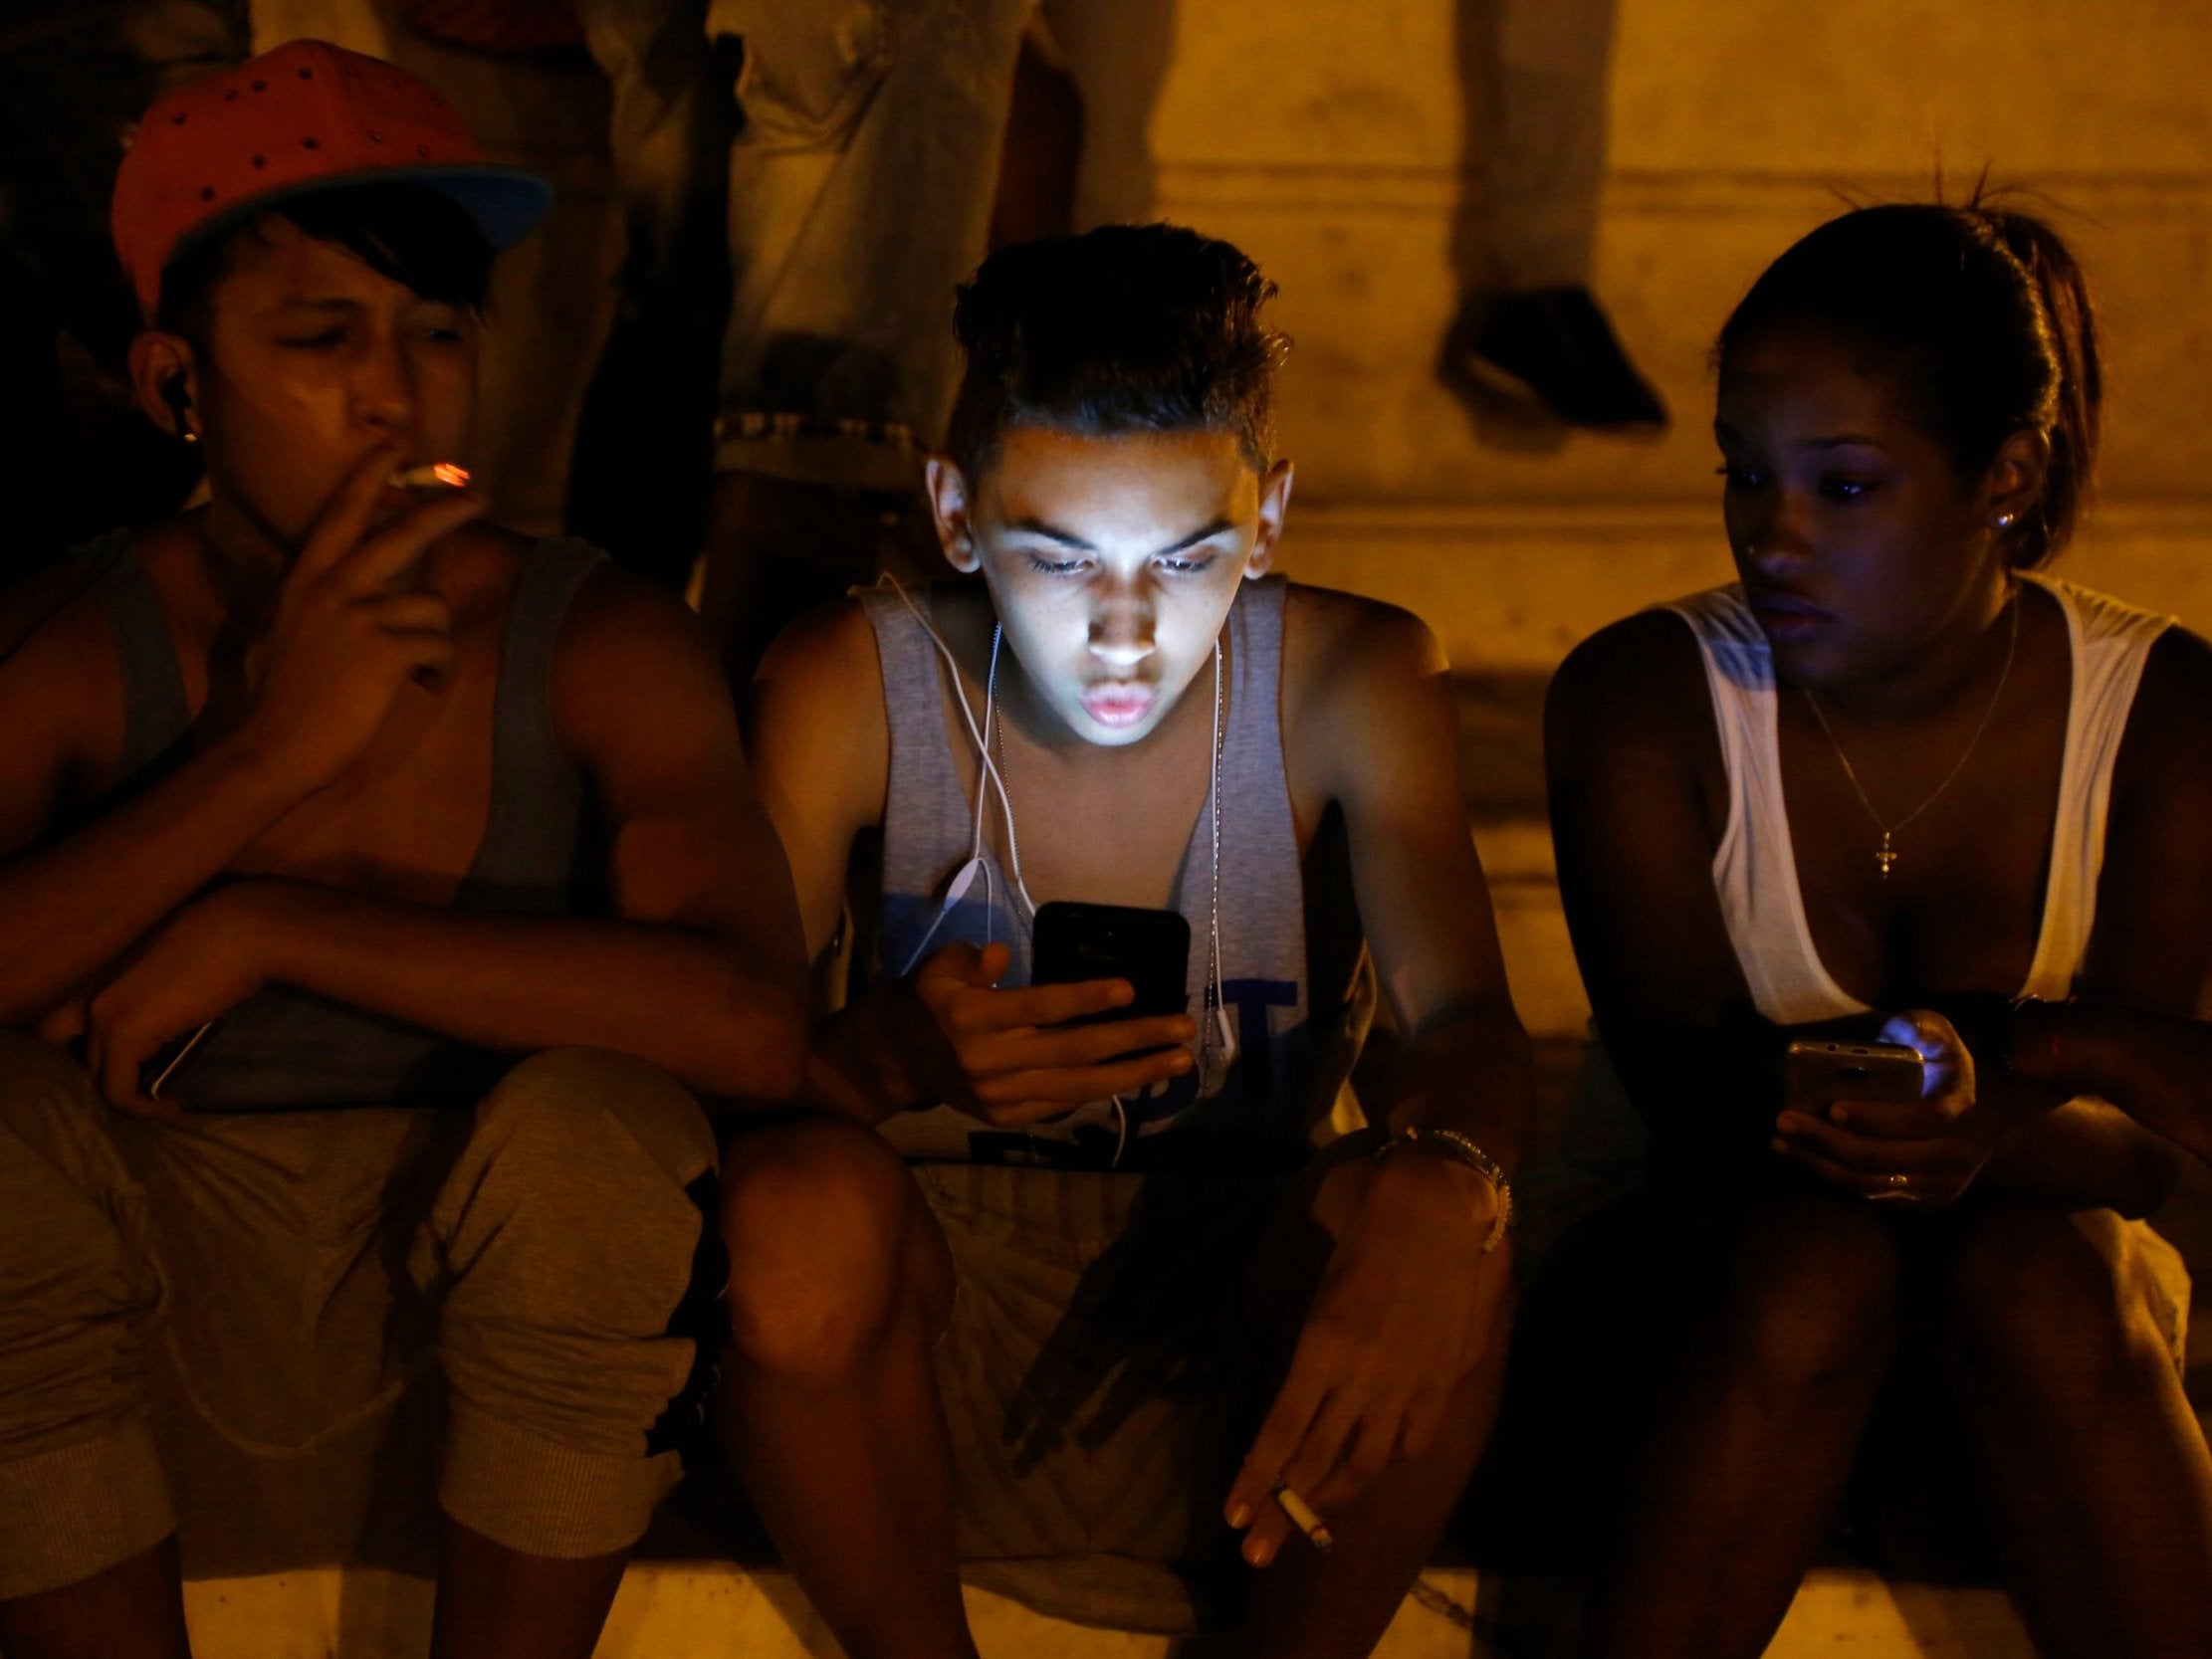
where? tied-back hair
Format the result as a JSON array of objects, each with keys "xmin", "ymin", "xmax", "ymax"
[
  {"xmin": 1717, "ymin": 198, "xmax": 2100, "ymax": 568},
  {"xmin": 945, "ymin": 223, "xmax": 1291, "ymax": 480}
]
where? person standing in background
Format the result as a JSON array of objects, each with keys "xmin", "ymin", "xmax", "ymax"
[{"xmin": 1439, "ymin": 0, "xmax": 1667, "ymax": 431}]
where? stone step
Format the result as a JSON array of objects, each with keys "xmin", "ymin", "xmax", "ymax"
[
  {"xmin": 1282, "ymin": 499, "xmax": 2212, "ymax": 673},
  {"xmin": 176, "ymin": 1559, "xmax": 2038, "ymax": 1659}
]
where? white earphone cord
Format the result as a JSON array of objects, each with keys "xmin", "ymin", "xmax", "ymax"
[{"xmin": 870, "ymin": 573, "xmax": 1240, "ymax": 1163}]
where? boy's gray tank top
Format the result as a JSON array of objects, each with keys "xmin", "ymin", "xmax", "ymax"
[
  {"xmin": 72, "ymin": 529, "xmax": 606, "ymax": 1109},
  {"xmin": 863, "ymin": 576, "xmax": 1331, "ymax": 1170}
]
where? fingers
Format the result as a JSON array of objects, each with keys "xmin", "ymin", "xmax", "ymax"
[
  {"xmin": 293, "ymin": 446, "xmax": 484, "ymax": 595},
  {"xmin": 927, "ymin": 969, "xmax": 1139, "ymax": 1036},
  {"xmin": 1238, "ymin": 1504, "xmax": 1295, "ymax": 1568},
  {"xmin": 1779, "ymin": 1141, "xmax": 1962, "ymax": 1207},
  {"xmin": 990, "ymin": 977, "xmax": 1144, "ymax": 1029},
  {"xmin": 1823, "ymin": 1095, "xmax": 1951, "ymax": 1139},
  {"xmin": 36, "ymin": 995, "xmax": 89, "ymax": 1045},
  {"xmin": 362, "ymin": 590, "xmax": 457, "ymax": 682},
  {"xmin": 92, "ymin": 1022, "xmax": 176, "ymax": 1120},
  {"xmin": 917, "ymin": 939, "xmax": 1011, "ymax": 995},
  {"xmin": 1227, "ymin": 1369, "xmax": 1325, "ymax": 1537},
  {"xmin": 1773, "ymin": 1110, "xmax": 1960, "ymax": 1176},
  {"xmin": 972, "ymin": 1056, "xmax": 1193, "ymax": 1126},
  {"xmin": 913, "ymin": 947, "xmax": 1199, "ymax": 1115},
  {"xmin": 344, "ymin": 489, "xmax": 486, "ymax": 593},
  {"xmin": 1880, "ymin": 1007, "xmax": 1975, "ymax": 1100},
  {"xmin": 292, "ymin": 444, "xmax": 407, "ymax": 580}
]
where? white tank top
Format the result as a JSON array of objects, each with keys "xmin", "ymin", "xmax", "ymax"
[{"xmin": 1667, "ymin": 574, "xmax": 2171, "ymax": 1022}]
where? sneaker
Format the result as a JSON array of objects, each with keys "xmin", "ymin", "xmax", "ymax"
[{"xmin": 1444, "ymin": 287, "xmax": 1667, "ymax": 430}]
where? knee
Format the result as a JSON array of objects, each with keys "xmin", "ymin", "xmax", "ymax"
[
  {"xmin": 1715, "ymin": 1198, "xmax": 1904, "ymax": 1392},
  {"xmin": 718, "ymin": 1116, "xmax": 918, "ymax": 1388},
  {"xmin": 478, "ymin": 1047, "xmax": 717, "ymax": 1194},
  {"xmin": 1941, "ymin": 1202, "xmax": 2177, "ymax": 1409}
]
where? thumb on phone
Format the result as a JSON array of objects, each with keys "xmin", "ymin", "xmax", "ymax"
[{"xmin": 1878, "ymin": 1009, "xmax": 1968, "ymax": 1100}]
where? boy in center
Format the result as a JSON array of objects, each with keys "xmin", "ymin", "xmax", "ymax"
[{"xmin": 718, "ymin": 224, "xmax": 1533, "ymax": 1656}]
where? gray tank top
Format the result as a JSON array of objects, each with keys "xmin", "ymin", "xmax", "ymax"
[
  {"xmin": 864, "ymin": 577, "xmax": 1331, "ymax": 1170},
  {"xmin": 72, "ymin": 529, "xmax": 606, "ymax": 1109}
]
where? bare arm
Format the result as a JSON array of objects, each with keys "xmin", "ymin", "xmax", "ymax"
[
  {"xmin": 81, "ymin": 569, "xmax": 811, "ymax": 1107},
  {"xmin": 1297, "ymin": 593, "xmax": 1535, "ymax": 1167},
  {"xmin": 0, "ymin": 462, "xmax": 479, "ymax": 1025},
  {"xmin": 1546, "ymin": 611, "xmax": 1792, "ymax": 1167},
  {"xmin": 1981, "ymin": 627, "xmax": 2212, "ymax": 1207},
  {"xmin": 1224, "ymin": 592, "xmax": 1535, "ymax": 1564},
  {"xmin": 2011, "ymin": 998, "xmax": 2212, "ymax": 1168}
]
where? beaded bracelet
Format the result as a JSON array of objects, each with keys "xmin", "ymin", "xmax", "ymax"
[{"xmin": 1372, "ymin": 1127, "xmax": 1513, "ymax": 1253}]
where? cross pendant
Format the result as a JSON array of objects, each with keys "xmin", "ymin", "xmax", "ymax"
[{"xmin": 1876, "ymin": 836, "xmax": 1897, "ymax": 879}]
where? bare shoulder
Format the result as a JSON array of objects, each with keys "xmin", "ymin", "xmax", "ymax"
[
  {"xmin": 754, "ymin": 592, "xmax": 886, "ymax": 712},
  {"xmin": 0, "ymin": 556, "xmax": 121, "ymax": 693},
  {"xmin": 0, "ymin": 549, "xmax": 128, "ymax": 778},
  {"xmin": 554, "ymin": 556, "xmax": 723, "ymax": 690},
  {"xmin": 750, "ymin": 595, "xmax": 891, "ymax": 829},
  {"xmin": 1280, "ymin": 582, "xmax": 1445, "ymax": 727},
  {"xmin": 1545, "ymin": 607, "xmax": 1711, "ymax": 760},
  {"xmin": 2112, "ymin": 620, "xmax": 2212, "ymax": 799},
  {"xmin": 1282, "ymin": 582, "xmax": 1444, "ymax": 680},
  {"xmin": 547, "ymin": 555, "xmax": 742, "ymax": 784}
]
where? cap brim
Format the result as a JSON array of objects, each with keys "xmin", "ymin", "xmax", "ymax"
[{"xmin": 165, "ymin": 161, "xmax": 555, "ymax": 273}]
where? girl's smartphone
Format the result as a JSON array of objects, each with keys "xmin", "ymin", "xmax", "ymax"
[{"xmin": 1782, "ymin": 1038, "xmax": 1924, "ymax": 1115}]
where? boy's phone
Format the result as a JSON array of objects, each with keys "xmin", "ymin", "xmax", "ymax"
[
  {"xmin": 1030, "ymin": 902, "xmax": 1191, "ymax": 1025},
  {"xmin": 142, "ymin": 1019, "xmax": 222, "ymax": 1102},
  {"xmin": 1782, "ymin": 1038, "xmax": 1924, "ymax": 1115}
]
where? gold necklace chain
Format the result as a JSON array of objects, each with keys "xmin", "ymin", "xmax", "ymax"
[{"xmin": 1800, "ymin": 591, "xmax": 2021, "ymax": 880}]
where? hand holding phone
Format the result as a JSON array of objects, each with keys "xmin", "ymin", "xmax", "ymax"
[
  {"xmin": 1774, "ymin": 1014, "xmax": 1999, "ymax": 1208},
  {"xmin": 900, "ymin": 927, "xmax": 1196, "ymax": 1129},
  {"xmin": 1029, "ymin": 901, "xmax": 1191, "ymax": 1025}
]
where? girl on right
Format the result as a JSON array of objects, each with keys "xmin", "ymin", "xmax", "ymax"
[{"xmin": 1543, "ymin": 200, "xmax": 2212, "ymax": 1658}]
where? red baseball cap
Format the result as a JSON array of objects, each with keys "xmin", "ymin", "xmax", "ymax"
[{"xmin": 111, "ymin": 38, "xmax": 553, "ymax": 320}]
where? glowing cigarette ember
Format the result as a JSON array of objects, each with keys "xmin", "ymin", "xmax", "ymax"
[{"xmin": 389, "ymin": 462, "xmax": 471, "ymax": 491}]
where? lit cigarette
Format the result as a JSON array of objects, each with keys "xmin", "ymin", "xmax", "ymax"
[
  {"xmin": 389, "ymin": 462, "xmax": 470, "ymax": 491},
  {"xmin": 1270, "ymin": 1482, "xmax": 1334, "ymax": 1553}
]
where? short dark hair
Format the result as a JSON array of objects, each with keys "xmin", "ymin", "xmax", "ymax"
[
  {"xmin": 1716, "ymin": 200, "xmax": 2100, "ymax": 568},
  {"xmin": 155, "ymin": 181, "xmax": 496, "ymax": 345},
  {"xmin": 945, "ymin": 223, "xmax": 1290, "ymax": 480}
]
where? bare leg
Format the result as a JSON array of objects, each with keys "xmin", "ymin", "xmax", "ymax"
[
  {"xmin": 1244, "ymin": 1301, "xmax": 1508, "ymax": 1659},
  {"xmin": 430, "ymin": 1521, "xmax": 627, "ymax": 1659},
  {"xmin": 717, "ymin": 1115, "xmax": 973, "ymax": 1659},
  {"xmin": 0, "ymin": 1539, "xmax": 190, "ymax": 1659},
  {"xmin": 1584, "ymin": 1182, "xmax": 1905, "ymax": 1659},
  {"xmin": 1218, "ymin": 1155, "xmax": 1512, "ymax": 1659},
  {"xmin": 1942, "ymin": 1198, "xmax": 2212, "ymax": 1659}
]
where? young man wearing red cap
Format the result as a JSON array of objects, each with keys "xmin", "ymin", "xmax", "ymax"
[{"xmin": 0, "ymin": 39, "xmax": 807, "ymax": 1659}]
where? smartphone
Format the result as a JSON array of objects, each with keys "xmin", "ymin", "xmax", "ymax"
[
  {"xmin": 1782, "ymin": 1038, "xmax": 1924, "ymax": 1115},
  {"xmin": 1029, "ymin": 901, "xmax": 1191, "ymax": 1025},
  {"xmin": 142, "ymin": 1019, "xmax": 222, "ymax": 1102}
]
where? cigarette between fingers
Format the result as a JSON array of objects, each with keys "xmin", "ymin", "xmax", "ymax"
[
  {"xmin": 389, "ymin": 462, "xmax": 471, "ymax": 491},
  {"xmin": 1271, "ymin": 1482, "xmax": 1334, "ymax": 1553}
]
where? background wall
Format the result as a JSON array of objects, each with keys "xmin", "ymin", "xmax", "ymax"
[{"xmin": 1046, "ymin": 0, "xmax": 2212, "ymax": 664}]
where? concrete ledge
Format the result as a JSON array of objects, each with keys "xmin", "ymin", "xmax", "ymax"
[{"xmin": 177, "ymin": 1560, "xmax": 2037, "ymax": 1658}]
